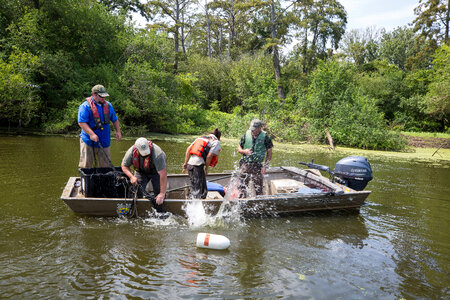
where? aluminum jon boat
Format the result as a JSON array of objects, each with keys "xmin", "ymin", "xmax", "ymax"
[{"xmin": 60, "ymin": 157, "xmax": 373, "ymax": 218}]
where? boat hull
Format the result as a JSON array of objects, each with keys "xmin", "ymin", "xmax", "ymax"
[{"xmin": 61, "ymin": 168, "xmax": 371, "ymax": 218}]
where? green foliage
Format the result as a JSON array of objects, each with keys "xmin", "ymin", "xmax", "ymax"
[
  {"xmin": 230, "ymin": 53, "xmax": 278, "ymax": 114},
  {"xmin": 305, "ymin": 59, "xmax": 356, "ymax": 120},
  {"xmin": 328, "ymin": 96, "xmax": 407, "ymax": 150},
  {"xmin": 0, "ymin": 0, "xmax": 445, "ymax": 151},
  {"xmin": 43, "ymin": 99, "xmax": 81, "ymax": 133},
  {"xmin": 379, "ymin": 27, "xmax": 418, "ymax": 70},
  {"xmin": 208, "ymin": 112, "xmax": 258, "ymax": 138},
  {"xmin": 0, "ymin": 50, "xmax": 41, "ymax": 128},
  {"xmin": 266, "ymin": 97, "xmax": 309, "ymax": 142},
  {"xmin": 357, "ymin": 60, "xmax": 409, "ymax": 121},
  {"xmin": 424, "ymin": 44, "xmax": 450, "ymax": 128},
  {"xmin": 295, "ymin": 59, "xmax": 406, "ymax": 150},
  {"xmin": 392, "ymin": 95, "xmax": 428, "ymax": 132},
  {"xmin": 341, "ymin": 28, "xmax": 381, "ymax": 67},
  {"xmin": 293, "ymin": 0, "xmax": 347, "ymax": 73},
  {"xmin": 183, "ymin": 54, "xmax": 237, "ymax": 112},
  {"xmin": 412, "ymin": 0, "xmax": 449, "ymax": 44}
]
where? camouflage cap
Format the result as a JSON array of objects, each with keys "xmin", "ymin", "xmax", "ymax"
[
  {"xmin": 91, "ymin": 84, "xmax": 109, "ymax": 97},
  {"xmin": 249, "ymin": 119, "xmax": 263, "ymax": 130}
]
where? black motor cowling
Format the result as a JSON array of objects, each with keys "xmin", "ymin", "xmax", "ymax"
[{"xmin": 333, "ymin": 156, "xmax": 373, "ymax": 191}]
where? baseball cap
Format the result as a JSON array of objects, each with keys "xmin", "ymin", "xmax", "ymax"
[
  {"xmin": 135, "ymin": 137, "xmax": 151, "ymax": 156},
  {"xmin": 249, "ymin": 119, "xmax": 263, "ymax": 130},
  {"xmin": 91, "ymin": 84, "xmax": 109, "ymax": 97}
]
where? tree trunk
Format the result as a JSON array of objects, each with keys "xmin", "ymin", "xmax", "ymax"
[
  {"xmin": 325, "ymin": 128, "xmax": 335, "ymax": 150},
  {"xmin": 181, "ymin": 11, "xmax": 186, "ymax": 54},
  {"xmin": 446, "ymin": 0, "xmax": 449, "ymax": 44},
  {"xmin": 206, "ymin": 7, "xmax": 212, "ymax": 58},
  {"xmin": 173, "ymin": 1, "xmax": 180, "ymax": 72},
  {"xmin": 219, "ymin": 24, "xmax": 223, "ymax": 56},
  {"xmin": 272, "ymin": 45, "xmax": 286, "ymax": 100},
  {"xmin": 270, "ymin": 1, "xmax": 285, "ymax": 100}
]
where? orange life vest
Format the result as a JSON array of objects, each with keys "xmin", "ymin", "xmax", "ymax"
[
  {"xmin": 189, "ymin": 135, "xmax": 219, "ymax": 167},
  {"xmin": 87, "ymin": 97, "xmax": 110, "ymax": 130}
]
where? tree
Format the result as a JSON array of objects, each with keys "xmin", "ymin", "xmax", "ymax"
[
  {"xmin": 268, "ymin": 0, "xmax": 287, "ymax": 99},
  {"xmin": 98, "ymin": 0, "xmax": 148, "ymax": 19},
  {"xmin": 341, "ymin": 27, "xmax": 381, "ymax": 67},
  {"xmin": 209, "ymin": 0, "xmax": 257, "ymax": 58},
  {"xmin": 357, "ymin": 60, "xmax": 408, "ymax": 122},
  {"xmin": 294, "ymin": 0, "xmax": 347, "ymax": 73},
  {"xmin": 424, "ymin": 44, "xmax": 450, "ymax": 129},
  {"xmin": 0, "ymin": 50, "xmax": 41, "ymax": 128},
  {"xmin": 380, "ymin": 27, "xmax": 419, "ymax": 70},
  {"xmin": 146, "ymin": 0, "xmax": 194, "ymax": 72},
  {"xmin": 413, "ymin": 0, "xmax": 450, "ymax": 45},
  {"xmin": 250, "ymin": 0, "xmax": 292, "ymax": 100}
]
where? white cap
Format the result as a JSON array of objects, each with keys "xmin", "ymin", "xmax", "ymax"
[{"xmin": 135, "ymin": 137, "xmax": 150, "ymax": 156}]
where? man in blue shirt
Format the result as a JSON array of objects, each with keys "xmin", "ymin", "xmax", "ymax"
[{"xmin": 78, "ymin": 84, "xmax": 122, "ymax": 168}]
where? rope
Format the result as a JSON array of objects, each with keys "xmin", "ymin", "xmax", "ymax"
[{"xmin": 127, "ymin": 184, "xmax": 138, "ymax": 218}]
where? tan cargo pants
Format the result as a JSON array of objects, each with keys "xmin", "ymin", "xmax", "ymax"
[{"xmin": 78, "ymin": 138, "xmax": 111, "ymax": 168}]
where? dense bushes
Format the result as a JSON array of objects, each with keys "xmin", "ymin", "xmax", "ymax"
[
  {"xmin": 0, "ymin": 50, "xmax": 40, "ymax": 128},
  {"xmin": 1, "ymin": 0, "xmax": 448, "ymax": 151}
]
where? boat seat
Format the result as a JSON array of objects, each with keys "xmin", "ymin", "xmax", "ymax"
[{"xmin": 270, "ymin": 179, "xmax": 306, "ymax": 194}]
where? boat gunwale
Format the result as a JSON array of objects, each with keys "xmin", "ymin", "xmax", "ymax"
[{"xmin": 61, "ymin": 176, "xmax": 371, "ymax": 203}]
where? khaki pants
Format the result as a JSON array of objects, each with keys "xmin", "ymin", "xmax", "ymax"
[{"xmin": 79, "ymin": 139, "xmax": 111, "ymax": 168}]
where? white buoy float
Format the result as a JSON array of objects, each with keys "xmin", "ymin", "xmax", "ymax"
[{"xmin": 196, "ymin": 233, "xmax": 230, "ymax": 250}]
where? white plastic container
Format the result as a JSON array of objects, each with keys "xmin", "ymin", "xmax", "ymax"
[{"xmin": 196, "ymin": 233, "xmax": 230, "ymax": 250}]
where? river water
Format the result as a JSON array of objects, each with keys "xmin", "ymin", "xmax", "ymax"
[{"xmin": 0, "ymin": 135, "xmax": 448, "ymax": 299}]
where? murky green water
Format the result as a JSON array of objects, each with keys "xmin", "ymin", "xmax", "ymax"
[{"xmin": 0, "ymin": 135, "xmax": 449, "ymax": 298}]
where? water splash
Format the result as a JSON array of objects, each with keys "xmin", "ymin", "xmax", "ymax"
[
  {"xmin": 183, "ymin": 172, "xmax": 246, "ymax": 228},
  {"xmin": 142, "ymin": 209, "xmax": 182, "ymax": 226}
]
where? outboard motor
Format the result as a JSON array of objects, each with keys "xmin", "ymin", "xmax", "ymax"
[
  {"xmin": 333, "ymin": 156, "xmax": 373, "ymax": 191},
  {"xmin": 299, "ymin": 156, "xmax": 373, "ymax": 191}
]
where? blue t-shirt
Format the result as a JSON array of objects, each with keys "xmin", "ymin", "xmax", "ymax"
[{"xmin": 78, "ymin": 97, "xmax": 118, "ymax": 148}]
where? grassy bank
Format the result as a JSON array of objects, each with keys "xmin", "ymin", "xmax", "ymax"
[{"xmin": 401, "ymin": 131, "xmax": 450, "ymax": 139}]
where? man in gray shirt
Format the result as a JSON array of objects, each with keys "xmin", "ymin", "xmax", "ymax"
[{"xmin": 121, "ymin": 137, "xmax": 167, "ymax": 205}]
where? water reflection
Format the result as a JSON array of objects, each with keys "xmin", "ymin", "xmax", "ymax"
[
  {"xmin": 67, "ymin": 218, "xmax": 167, "ymax": 297},
  {"xmin": 1, "ymin": 135, "xmax": 450, "ymax": 298},
  {"xmin": 305, "ymin": 212, "xmax": 369, "ymax": 249},
  {"xmin": 232, "ymin": 224, "xmax": 268, "ymax": 296}
]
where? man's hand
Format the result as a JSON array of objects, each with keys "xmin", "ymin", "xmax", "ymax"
[
  {"xmin": 155, "ymin": 193, "xmax": 165, "ymax": 205},
  {"xmin": 89, "ymin": 133, "xmax": 99, "ymax": 142},
  {"xmin": 115, "ymin": 131, "xmax": 122, "ymax": 141},
  {"xmin": 243, "ymin": 149, "xmax": 252, "ymax": 155},
  {"xmin": 130, "ymin": 175, "xmax": 139, "ymax": 185}
]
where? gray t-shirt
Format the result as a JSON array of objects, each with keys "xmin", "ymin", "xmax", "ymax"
[
  {"xmin": 188, "ymin": 135, "xmax": 221, "ymax": 166},
  {"xmin": 122, "ymin": 143, "xmax": 166, "ymax": 172}
]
